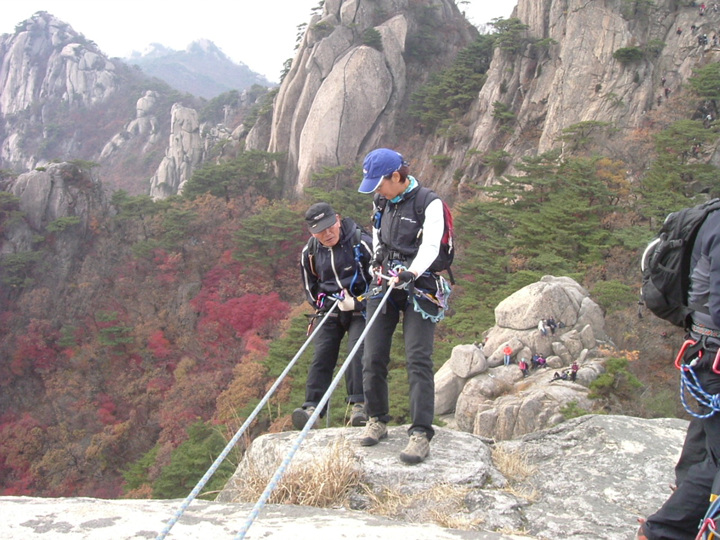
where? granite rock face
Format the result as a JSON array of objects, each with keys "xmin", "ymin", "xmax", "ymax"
[
  {"xmin": 0, "ymin": 415, "xmax": 685, "ymax": 539},
  {"xmin": 252, "ymin": 0, "xmax": 477, "ymax": 193}
]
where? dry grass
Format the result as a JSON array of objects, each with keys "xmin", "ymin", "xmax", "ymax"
[
  {"xmin": 233, "ymin": 436, "xmax": 362, "ymax": 507},
  {"xmin": 362, "ymin": 482, "xmax": 480, "ymax": 529},
  {"xmin": 491, "ymin": 445, "xmax": 537, "ymax": 482},
  {"xmin": 491, "ymin": 444, "xmax": 540, "ymax": 502}
]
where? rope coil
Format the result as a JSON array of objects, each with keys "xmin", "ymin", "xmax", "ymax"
[{"xmin": 680, "ymin": 366, "xmax": 720, "ymax": 419}]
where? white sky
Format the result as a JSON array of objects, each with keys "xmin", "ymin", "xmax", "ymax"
[{"xmin": 1, "ymin": 0, "xmax": 516, "ymax": 83}]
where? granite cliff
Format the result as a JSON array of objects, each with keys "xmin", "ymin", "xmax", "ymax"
[
  {"xmin": 2, "ymin": 1, "xmax": 717, "ymax": 199},
  {"xmin": 0, "ymin": 11, "xmax": 267, "ymax": 196}
]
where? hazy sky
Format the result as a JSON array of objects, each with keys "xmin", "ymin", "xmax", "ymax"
[{"xmin": 2, "ymin": 0, "xmax": 516, "ymax": 82}]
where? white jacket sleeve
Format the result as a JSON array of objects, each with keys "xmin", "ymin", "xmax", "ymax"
[{"xmin": 408, "ymin": 198, "xmax": 443, "ymax": 277}]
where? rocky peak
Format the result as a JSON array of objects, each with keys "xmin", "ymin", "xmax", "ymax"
[
  {"xmin": 249, "ymin": 0, "xmax": 478, "ymax": 194},
  {"xmin": 436, "ymin": 276, "xmax": 613, "ymax": 440},
  {"xmin": 148, "ymin": 103, "xmax": 204, "ymax": 199},
  {"xmin": 1, "ymin": 162, "xmax": 108, "ymax": 286},
  {"xmin": 126, "ymin": 38, "xmax": 272, "ymax": 99},
  {"xmin": 0, "ymin": 11, "xmax": 119, "ymax": 116},
  {"xmin": 433, "ymin": 0, "xmax": 718, "ymax": 192}
]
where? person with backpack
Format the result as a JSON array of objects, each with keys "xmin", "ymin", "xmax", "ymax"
[
  {"xmin": 639, "ymin": 206, "xmax": 720, "ymax": 540},
  {"xmin": 356, "ymin": 148, "xmax": 451, "ymax": 465},
  {"xmin": 295, "ymin": 202, "xmax": 373, "ymax": 430}
]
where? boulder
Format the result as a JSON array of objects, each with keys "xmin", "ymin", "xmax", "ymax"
[
  {"xmin": 435, "ymin": 362, "xmax": 466, "ymax": 415},
  {"xmin": 436, "ymin": 276, "xmax": 614, "ymax": 441},
  {"xmin": 448, "ymin": 343, "xmax": 488, "ymax": 379}
]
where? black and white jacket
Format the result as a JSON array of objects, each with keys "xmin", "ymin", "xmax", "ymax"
[{"xmin": 300, "ymin": 217, "xmax": 373, "ymax": 309}]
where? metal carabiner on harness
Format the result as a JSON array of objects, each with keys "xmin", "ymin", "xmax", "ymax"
[
  {"xmin": 674, "ymin": 337, "xmax": 720, "ymax": 374},
  {"xmin": 675, "ymin": 338, "xmax": 703, "ymax": 370}
]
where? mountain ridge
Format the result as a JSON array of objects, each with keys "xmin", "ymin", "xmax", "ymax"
[{"xmin": 126, "ymin": 39, "xmax": 274, "ymax": 99}]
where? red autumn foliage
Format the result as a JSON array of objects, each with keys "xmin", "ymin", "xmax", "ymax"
[
  {"xmin": 153, "ymin": 249, "xmax": 183, "ymax": 284},
  {"xmin": 11, "ymin": 319, "xmax": 60, "ymax": 374},
  {"xmin": 147, "ymin": 330, "xmax": 172, "ymax": 359},
  {"xmin": 96, "ymin": 393, "xmax": 117, "ymax": 425}
]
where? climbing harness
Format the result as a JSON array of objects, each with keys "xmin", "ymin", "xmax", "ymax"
[
  {"xmin": 674, "ymin": 338, "xmax": 720, "ymax": 419},
  {"xmin": 155, "ymin": 300, "xmax": 341, "ymax": 540},
  {"xmin": 697, "ymin": 495, "xmax": 720, "ymax": 540},
  {"xmin": 385, "ymin": 264, "xmax": 451, "ymax": 323},
  {"xmin": 233, "ymin": 282, "xmax": 396, "ymax": 540},
  {"xmin": 411, "ymin": 274, "xmax": 451, "ymax": 323}
]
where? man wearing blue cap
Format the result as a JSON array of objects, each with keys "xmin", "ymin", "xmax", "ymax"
[{"xmin": 356, "ymin": 148, "xmax": 448, "ymax": 464}]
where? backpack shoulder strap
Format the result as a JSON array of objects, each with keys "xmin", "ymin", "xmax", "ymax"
[
  {"xmin": 307, "ymin": 237, "xmax": 319, "ymax": 276},
  {"xmin": 373, "ymin": 192, "xmax": 388, "ymax": 212},
  {"xmin": 413, "ymin": 186, "xmax": 439, "ymax": 217}
]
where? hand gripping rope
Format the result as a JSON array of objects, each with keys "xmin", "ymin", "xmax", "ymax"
[
  {"xmin": 155, "ymin": 300, "xmax": 341, "ymax": 540},
  {"xmin": 232, "ymin": 282, "xmax": 396, "ymax": 540}
]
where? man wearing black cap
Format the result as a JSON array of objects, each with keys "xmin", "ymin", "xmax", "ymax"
[
  {"xmin": 294, "ymin": 202, "xmax": 373, "ymax": 429},
  {"xmin": 356, "ymin": 148, "xmax": 450, "ymax": 464}
]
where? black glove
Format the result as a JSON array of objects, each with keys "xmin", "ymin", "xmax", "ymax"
[{"xmin": 396, "ymin": 270, "xmax": 415, "ymax": 284}]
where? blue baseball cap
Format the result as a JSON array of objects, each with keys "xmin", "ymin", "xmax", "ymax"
[{"xmin": 358, "ymin": 148, "xmax": 406, "ymax": 193}]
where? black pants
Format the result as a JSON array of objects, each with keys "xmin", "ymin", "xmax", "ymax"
[
  {"xmin": 362, "ymin": 288, "xmax": 436, "ymax": 440},
  {"xmin": 675, "ymin": 417, "xmax": 707, "ymax": 486},
  {"xmin": 646, "ymin": 366, "xmax": 720, "ymax": 539},
  {"xmin": 303, "ymin": 310, "xmax": 365, "ymax": 414}
]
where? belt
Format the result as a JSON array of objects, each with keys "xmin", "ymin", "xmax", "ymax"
[{"xmin": 691, "ymin": 323, "xmax": 720, "ymax": 338}]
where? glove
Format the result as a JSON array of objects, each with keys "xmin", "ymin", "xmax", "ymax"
[
  {"xmin": 338, "ymin": 289, "xmax": 356, "ymax": 311},
  {"xmin": 396, "ymin": 270, "xmax": 416, "ymax": 284}
]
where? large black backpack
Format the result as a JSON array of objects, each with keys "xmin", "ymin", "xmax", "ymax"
[{"xmin": 640, "ymin": 198, "xmax": 720, "ymax": 328}]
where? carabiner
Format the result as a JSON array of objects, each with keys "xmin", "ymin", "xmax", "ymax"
[
  {"xmin": 713, "ymin": 349, "xmax": 720, "ymax": 375},
  {"xmin": 675, "ymin": 339, "xmax": 702, "ymax": 370}
]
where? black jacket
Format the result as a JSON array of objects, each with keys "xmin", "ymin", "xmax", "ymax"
[{"xmin": 300, "ymin": 217, "xmax": 373, "ymax": 308}]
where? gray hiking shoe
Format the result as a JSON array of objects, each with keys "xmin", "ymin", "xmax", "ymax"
[
  {"xmin": 350, "ymin": 403, "xmax": 368, "ymax": 427},
  {"xmin": 360, "ymin": 417, "xmax": 387, "ymax": 446},
  {"xmin": 399, "ymin": 431, "xmax": 429, "ymax": 464},
  {"xmin": 291, "ymin": 406, "xmax": 316, "ymax": 430}
]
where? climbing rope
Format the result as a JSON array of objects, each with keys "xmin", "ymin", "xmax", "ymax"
[
  {"xmin": 679, "ymin": 366, "xmax": 720, "ymax": 419},
  {"xmin": 232, "ymin": 282, "xmax": 396, "ymax": 540},
  {"xmin": 155, "ymin": 300, "xmax": 340, "ymax": 540}
]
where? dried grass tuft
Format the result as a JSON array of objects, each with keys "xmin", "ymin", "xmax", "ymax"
[
  {"xmin": 491, "ymin": 444, "xmax": 540, "ymax": 502},
  {"xmin": 363, "ymin": 482, "xmax": 475, "ymax": 527},
  {"xmin": 234, "ymin": 436, "xmax": 362, "ymax": 507}
]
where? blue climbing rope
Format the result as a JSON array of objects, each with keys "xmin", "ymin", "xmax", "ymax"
[
  {"xmin": 155, "ymin": 300, "xmax": 340, "ymax": 540},
  {"xmin": 679, "ymin": 366, "xmax": 720, "ymax": 419},
  {"xmin": 232, "ymin": 283, "xmax": 396, "ymax": 540}
]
